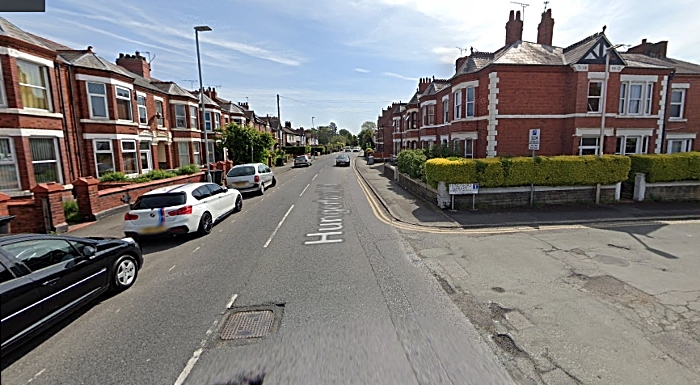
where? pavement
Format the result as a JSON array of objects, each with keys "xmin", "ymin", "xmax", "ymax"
[{"xmin": 354, "ymin": 159, "xmax": 700, "ymax": 229}]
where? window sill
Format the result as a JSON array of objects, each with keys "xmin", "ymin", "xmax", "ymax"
[
  {"xmin": 157, "ymin": 126, "xmax": 167, "ymax": 130},
  {"xmin": 616, "ymin": 114, "xmax": 658, "ymax": 119},
  {"xmin": 0, "ymin": 108, "xmax": 63, "ymax": 118},
  {"xmin": 139, "ymin": 124, "xmax": 150, "ymax": 129},
  {"xmin": 80, "ymin": 119, "xmax": 139, "ymax": 126},
  {"xmin": 669, "ymin": 118, "xmax": 687, "ymax": 122}
]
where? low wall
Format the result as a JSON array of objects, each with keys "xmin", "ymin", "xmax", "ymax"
[
  {"xmin": 644, "ymin": 181, "xmax": 700, "ymax": 202},
  {"xmin": 8, "ymin": 198, "xmax": 43, "ymax": 234}
]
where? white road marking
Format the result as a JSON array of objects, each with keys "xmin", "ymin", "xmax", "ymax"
[
  {"xmin": 173, "ymin": 348, "xmax": 203, "ymax": 385},
  {"xmin": 231, "ymin": 219, "xmax": 236, "ymax": 224},
  {"xmin": 263, "ymin": 205, "xmax": 294, "ymax": 248},
  {"xmin": 115, "ymin": 308, "xmax": 120, "ymax": 313},
  {"xmin": 300, "ymin": 184, "xmax": 310, "ymax": 197},
  {"xmin": 261, "ymin": 198, "xmax": 265, "ymax": 201},
  {"xmin": 169, "ymin": 265, "xmax": 176, "ymax": 272},
  {"xmin": 27, "ymin": 368, "xmax": 46, "ymax": 383},
  {"xmin": 312, "ymin": 173, "xmax": 318, "ymax": 181},
  {"xmin": 226, "ymin": 294, "xmax": 238, "ymax": 309},
  {"xmin": 192, "ymin": 247, "xmax": 200, "ymax": 253}
]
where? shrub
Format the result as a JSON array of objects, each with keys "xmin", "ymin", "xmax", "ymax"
[
  {"xmin": 100, "ymin": 172, "xmax": 128, "ymax": 182},
  {"xmin": 628, "ymin": 152, "xmax": 700, "ymax": 183},
  {"xmin": 176, "ymin": 164, "xmax": 200, "ymax": 175},
  {"xmin": 397, "ymin": 150, "xmax": 427, "ymax": 181},
  {"xmin": 130, "ymin": 170, "xmax": 177, "ymax": 184},
  {"xmin": 424, "ymin": 155, "xmax": 630, "ymax": 188},
  {"xmin": 63, "ymin": 200, "xmax": 81, "ymax": 224},
  {"xmin": 424, "ymin": 144, "xmax": 460, "ymax": 160}
]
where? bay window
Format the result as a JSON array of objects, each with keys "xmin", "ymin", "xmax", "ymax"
[
  {"xmin": 0, "ymin": 138, "xmax": 20, "ymax": 190},
  {"xmin": 204, "ymin": 112, "xmax": 212, "ymax": 131},
  {"xmin": 121, "ymin": 140, "xmax": 138, "ymax": 174},
  {"xmin": 174, "ymin": 104, "xmax": 187, "ymax": 128},
  {"xmin": 177, "ymin": 142, "xmax": 190, "ymax": 166},
  {"xmin": 192, "ymin": 142, "xmax": 201, "ymax": 165},
  {"xmin": 190, "ymin": 106, "xmax": 198, "ymax": 129},
  {"xmin": 94, "ymin": 140, "xmax": 115, "ymax": 177},
  {"xmin": 115, "ymin": 86, "xmax": 132, "ymax": 121},
  {"xmin": 30, "ymin": 138, "xmax": 62, "ymax": 184},
  {"xmin": 214, "ymin": 112, "xmax": 221, "ymax": 129},
  {"xmin": 454, "ymin": 90, "xmax": 462, "ymax": 119},
  {"xmin": 466, "ymin": 87, "xmax": 475, "ymax": 117},
  {"xmin": 17, "ymin": 60, "xmax": 52, "ymax": 111},
  {"xmin": 443, "ymin": 99, "xmax": 449, "ymax": 123},
  {"xmin": 137, "ymin": 94, "xmax": 147, "ymax": 124},
  {"xmin": 421, "ymin": 106, "xmax": 427, "ymax": 126},
  {"xmin": 411, "ymin": 112, "xmax": 417, "ymax": 129},
  {"xmin": 427, "ymin": 105, "xmax": 435, "ymax": 125},
  {"xmin": 0, "ymin": 61, "xmax": 6, "ymax": 107},
  {"xmin": 87, "ymin": 82, "xmax": 108, "ymax": 118}
]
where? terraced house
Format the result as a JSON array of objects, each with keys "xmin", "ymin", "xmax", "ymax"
[
  {"xmin": 0, "ymin": 17, "xmax": 273, "ymax": 195},
  {"xmin": 379, "ymin": 8, "xmax": 699, "ymax": 159}
]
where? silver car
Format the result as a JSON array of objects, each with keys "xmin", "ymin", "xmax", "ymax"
[
  {"xmin": 294, "ymin": 155, "xmax": 312, "ymax": 167},
  {"xmin": 225, "ymin": 163, "xmax": 276, "ymax": 195}
]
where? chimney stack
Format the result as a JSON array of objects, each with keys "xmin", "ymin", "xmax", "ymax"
[
  {"xmin": 116, "ymin": 51, "xmax": 151, "ymax": 79},
  {"xmin": 627, "ymin": 39, "xmax": 668, "ymax": 59},
  {"xmin": 505, "ymin": 10, "xmax": 523, "ymax": 46},
  {"xmin": 418, "ymin": 77, "xmax": 431, "ymax": 93},
  {"xmin": 537, "ymin": 9, "xmax": 555, "ymax": 46}
]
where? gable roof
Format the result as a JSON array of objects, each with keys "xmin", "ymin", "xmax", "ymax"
[
  {"xmin": 423, "ymin": 80, "xmax": 451, "ymax": 96},
  {"xmin": 58, "ymin": 50, "xmax": 137, "ymax": 78},
  {"xmin": 151, "ymin": 81, "xmax": 197, "ymax": 99},
  {"xmin": 0, "ymin": 17, "xmax": 57, "ymax": 51},
  {"xmin": 621, "ymin": 53, "xmax": 700, "ymax": 74}
]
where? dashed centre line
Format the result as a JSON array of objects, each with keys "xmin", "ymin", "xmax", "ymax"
[
  {"xmin": 263, "ymin": 205, "xmax": 295, "ymax": 248},
  {"xmin": 300, "ymin": 183, "xmax": 310, "ymax": 197}
]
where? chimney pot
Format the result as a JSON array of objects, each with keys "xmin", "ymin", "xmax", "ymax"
[
  {"xmin": 119, "ymin": 53, "xmax": 125, "ymax": 58},
  {"xmin": 642, "ymin": 38, "xmax": 647, "ymax": 44},
  {"xmin": 87, "ymin": 46, "xmax": 93, "ymax": 52},
  {"xmin": 505, "ymin": 9, "xmax": 524, "ymax": 45},
  {"xmin": 537, "ymin": 8, "xmax": 555, "ymax": 46}
]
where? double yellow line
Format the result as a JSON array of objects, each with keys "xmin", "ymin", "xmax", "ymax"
[{"xmin": 353, "ymin": 163, "xmax": 700, "ymax": 235}]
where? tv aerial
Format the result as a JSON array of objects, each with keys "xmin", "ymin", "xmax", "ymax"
[{"xmin": 510, "ymin": 1, "xmax": 530, "ymax": 21}]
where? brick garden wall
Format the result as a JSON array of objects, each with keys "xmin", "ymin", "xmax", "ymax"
[{"xmin": 644, "ymin": 182, "xmax": 700, "ymax": 202}]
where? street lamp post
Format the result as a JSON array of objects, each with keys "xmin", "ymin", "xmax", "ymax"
[{"xmin": 194, "ymin": 25, "xmax": 212, "ymax": 182}]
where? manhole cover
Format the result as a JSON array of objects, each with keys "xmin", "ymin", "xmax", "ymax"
[{"xmin": 221, "ymin": 310, "xmax": 274, "ymax": 340}]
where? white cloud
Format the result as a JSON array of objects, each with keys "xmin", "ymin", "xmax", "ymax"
[
  {"xmin": 354, "ymin": 68, "xmax": 371, "ymax": 73},
  {"xmin": 382, "ymin": 72, "xmax": 416, "ymax": 81}
]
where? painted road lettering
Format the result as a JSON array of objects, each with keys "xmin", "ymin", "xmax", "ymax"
[{"xmin": 305, "ymin": 184, "xmax": 347, "ymax": 245}]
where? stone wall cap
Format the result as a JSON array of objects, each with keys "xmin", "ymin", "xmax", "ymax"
[
  {"xmin": 0, "ymin": 192, "xmax": 10, "ymax": 202},
  {"xmin": 73, "ymin": 177, "xmax": 101, "ymax": 186},
  {"xmin": 31, "ymin": 182, "xmax": 65, "ymax": 193}
]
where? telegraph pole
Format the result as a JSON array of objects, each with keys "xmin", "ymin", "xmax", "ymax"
[{"xmin": 277, "ymin": 94, "xmax": 282, "ymax": 147}]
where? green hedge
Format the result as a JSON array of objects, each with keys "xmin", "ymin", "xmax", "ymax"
[
  {"xmin": 99, "ymin": 171, "xmax": 128, "ymax": 182},
  {"xmin": 425, "ymin": 155, "xmax": 631, "ymax": 188},
  {"xmin": 397, "ymin": 150, "xmax": 427, "ymax": 181},
  {"xmin": 628, "ymin": 152, "xmax": 700, "ymax": 183},
  {"xmin": 175, "ymin": 164, "xmax": 200, "ymax": 175}
]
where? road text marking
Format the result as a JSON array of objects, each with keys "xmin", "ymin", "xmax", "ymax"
[{"xmin": 264, "ymin": 205, "xmax": 295, "ymax": 248}]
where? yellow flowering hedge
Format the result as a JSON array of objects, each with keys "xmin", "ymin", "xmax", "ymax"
[
  {"xmin": 628, "ymin": 152, "xmax": 700, "ymax": 183},
  {"xmin": 425, "ymin": 155, "xmax": 631, "ymax": 188}
]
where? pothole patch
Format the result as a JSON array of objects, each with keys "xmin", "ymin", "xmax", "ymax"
[{"xmin": 491, "ymin": 286, "xmax": 506, "ymax": 293}]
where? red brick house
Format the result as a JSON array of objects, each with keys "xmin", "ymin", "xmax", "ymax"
[{"xmin": 382, "ymin": 8, "xmax": 699, "ymax": 158}]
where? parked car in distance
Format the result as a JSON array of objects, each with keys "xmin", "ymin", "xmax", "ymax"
[
  {"xmin": 352, "ymin": 147, "xmax": 361, "ymax": 152},
  {"xmin": 124, "ymin": 182, "xmax": 242, "ymax": 238},
  {"xmin": 335, "ymin": 154, "xmax": 350, "ymax": 167},
  {"xmin": 226, "ymin": 163, "xmax": 276, "ymax": 195},
  {"xmin": 294, "ymin": 155, "xmax": 312, "ymax": 167},
  {"xmin": 0, "ymin": 234, "xmax": 143, "ymax": 357},
  {"xmin": 345, "ymin": 146, "xmax": 351, "ymax": 152}
]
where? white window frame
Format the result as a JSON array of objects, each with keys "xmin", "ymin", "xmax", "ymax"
[
  {"xmin": 139, "ymin": 141, "xmax": 152, "ymax": 173},
  {"xmin": 174, "ymin": 104, "xmax": 187, "ymax": 128},
  {"xmin": 207, "ymin": 141, "xmax": 215, "ymax": 163},
  {"xmin": 619, "ymin": 81, "xmax": 652, "ymax": 116},
  {"xmin": 615, "ymin": 135, "xmax": 649, "ymax": 155},
  {"xmin": 214, "ymin": 112, "xmax": 221, "ymax": 129},
  {"xmin": 190, "ymin": 106, "xmax": 198, "ymax": 129},
  {"xmin": 454, "ymin": 90, "xmax": 462, "ymax": 119},
  {"xmin": 136, "ymin": 93, "xmax": 147, "ymax": 125},
  {"xmin": 464, "ymin": 139, "xmax": 474, "ymax": 158},
  {"xmin": 427, "ymin": 105, "xmax": 435, "ymax": 125},
  {"xmin": 421, "ymin": 106, "xmax": 427, "ymax": 126},
  {"xmin": 0, "ymin": 137, "xmax": 20, "ymax": 190},
  {"xmin": 466, "ymin": 87, "xmax": 475, "ymax": 117},
  {"xmin": 29, "ymin": 137, "xmax": 63, "ymax": 184},
  {"xmin": 156, "ymin": 99, "xmax": 165, "ymax": 127},
  {"xmin": 0, "ymin": 61, "xmax": 7, "ymax": 108},
  {"xmin": 578, "ymin": 137, "xmax": 599, "ymax": 155},
  {"xmin": 443, "ymin": 99, "xmax": 449, "ymax": 123},
  {"xmin": 587, "ymin": 81, "xmax": 603, "ymax": 113},
  {"xmin": 204, "ymin": 111, "xmax": 212, "ymax": 131},
  {"xmin": 192, "ymin": 141, "xmax": 201, "ymax": 165},
  {"xmin": 177, "ymin": 142, "xmax": 190, "ymax": 166},
  {"xmin": 93, "ymin": 139, "xmax": 115, "ymax": 178},
  {"xmin": 669, "ymin": 89, "xmax": 686, "ymax": 119},
  {"xmin": 667, "ymin": 139, "xmax": 694, "ymax": 153},
  {"xmin": 115, "ymin": 86, "xmax": 133, "ymax": 121},
  {"xmin": 87, "ymin": 82, "xmax": 108, "ymax": 119},
  {"xmin": 121, "ymin": 140, "xmax": 138, "ymax": 175},
  {"xmin": 16, "ymin": 59, "xmax": 53, "ymax": 112}
]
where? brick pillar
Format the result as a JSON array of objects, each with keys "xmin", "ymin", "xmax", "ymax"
[
  {"xmin": 31, "ymin": 182, "xmax": 68, "ymax": 233},
  {"xmin": 224, "ymin": 160, "xmax": 233, "ymax": 174},
  {"xmin": 0, "ymin": 192, "xmax": 9, "ymax": 216},
  {"xmin": 73, "ymin": 177, "xmax": 100, "ymax": 221}
]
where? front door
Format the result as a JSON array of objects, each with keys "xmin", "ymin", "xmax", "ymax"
[{"xmin": 140, "ymin": 141, "xmax": 152, "ymax": 173}]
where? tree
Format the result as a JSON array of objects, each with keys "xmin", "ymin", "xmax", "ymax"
[
  {"xmin": 316, "ymin": 126, "xmax": 332, "ymax": 145},
  {"xmin": 358, "ymin": 128, "xmax": 375, "ymax": 149},
  {"xmin": 219, "ymin": 123, "xmax": 275, "ymax": 164},
  {"xmin": 361, "ymin": 121, "xmax": 376, "ymax": 132},
  {"xmin": 338, "ymin": 129, "xmax": 351, "ymax": 137},
  {"xmin": 328, "ymin": 122, "xmax": 338, "ymax": 135}
]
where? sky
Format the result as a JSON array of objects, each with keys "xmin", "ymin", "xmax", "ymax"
[{"xmin": 6, "ymin": 0, "xmax": 700, "ymax": 134}]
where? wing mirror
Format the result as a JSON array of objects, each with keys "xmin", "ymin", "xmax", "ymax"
[{"xmin": 83, "ymin": 245, "xmax": 97, "ymax": 259}]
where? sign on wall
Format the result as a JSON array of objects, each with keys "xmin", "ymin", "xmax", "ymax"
[
  {"xmin": 449, "ymin": 183, "xmax": 479, "ymax": 195},
  {"xmin": 529, "ymin": 129, "xmax": 541, "ymax": 151}
]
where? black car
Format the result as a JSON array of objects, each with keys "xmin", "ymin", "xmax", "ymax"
[
  {"xmin": 0, "ymin": 234, "xmax": 143, "ymax": 356},
  {"xmin": 335, "ymin": 154, "xmax": 350, "ymax": 167}
]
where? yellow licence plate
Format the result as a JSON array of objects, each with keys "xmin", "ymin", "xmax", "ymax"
[
  {"xmin": 142, "ymin": 226, "xmax": 166, "ymax": 235},
  {"xmin": 234, "ymin": 182, "xmax": 246, "ymax": 187}
]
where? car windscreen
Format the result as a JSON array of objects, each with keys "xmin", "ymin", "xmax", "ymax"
[
  {"xmin": 336, "ymin": 155, "xmax": 348, "ymax": 159},
  {"xmin": 132, "ymin": 193, "xmax": 186, "ymax": 209},
  {"xmin": 228, "ymin": 166, "xmax": 255, "ymax": 177},
  {"xmin": 295, "ymin": 156, "xmax": 307, "ymax": 160}
]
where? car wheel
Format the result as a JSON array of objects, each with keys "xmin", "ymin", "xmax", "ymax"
[
  {"xmin": 198, "ymin": 212, "xmax": 213, "ymax": 235},
  {"xmin": 259, "ymin": 182, "xmax": 265, "ymax": 195},
  {"xmin": 271, "ymin": 177, "xmax": 277, "ymax": 187},
  {"xmin": 111, "ymin": 254, "xmax": 138, "ymax": 291},
  {"xmin": 234, "ymin": 195, "xmax": 243, "ymax": 212}
]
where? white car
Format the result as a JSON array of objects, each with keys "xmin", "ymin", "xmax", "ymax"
[
  {"xmin": 124, "ymin": 182, "xmax": 242, "ymax": 238},
  {"xmin": 294, "ymin": 155, "xmax": 312, "ymax": 167},
  {"xmin": 226, "ymin": 163, "xmax": 276, "ymax": 195}
]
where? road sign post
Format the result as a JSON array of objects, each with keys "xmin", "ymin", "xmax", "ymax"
[
  {"xmin": 448, "ymin": 183, "xmax": 479, "ymax": 211},
  {"xmin": 528, "ymin": 129, "xmax": 540, "ymax": 207}
]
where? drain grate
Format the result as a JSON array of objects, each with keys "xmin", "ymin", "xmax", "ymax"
[{"xmin": 220, "ymin": 310, "xmax": 274, "ymax": 340}]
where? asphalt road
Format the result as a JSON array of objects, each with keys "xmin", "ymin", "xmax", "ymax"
[{"xmin": 1, "ymin": 153, "xmax": 513, "ymax": 385}]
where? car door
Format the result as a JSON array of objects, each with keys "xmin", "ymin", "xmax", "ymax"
[
  {"xmin": 193, "ymin": 185, "xmax": 216, "ymax": 217},
  {"xmin": 0, "ymin": 256, "xmax": 45, "ymax": 350},
  {"xmin": 259, "ymin": 164, "xmax": 272, "ymax": 185},
  {"xmin": 204, "ymin": 183, "xmax": 228, "ymax": 218},
  {"xmin": 2, "ymin": 238, "xmax": 109, "ymax": 322}
]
